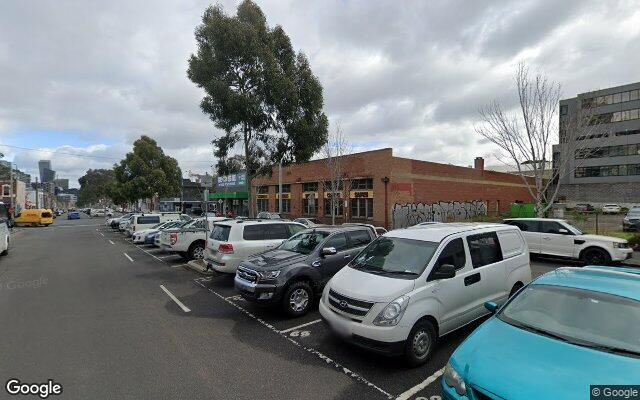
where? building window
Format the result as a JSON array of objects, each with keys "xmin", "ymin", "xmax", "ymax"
[
  {"xmin": 560, "ymin": 105, "xmax": 568, "ymax": 115},
  {"xmin": 575, "ymin": 163, "xmax": 640, "ymax": 178},
  {"xmin": 257, "ymin": 199, "xmax": 269, "ymax": 212},
  {"xmin": 582, "ymin": 89, "xmax": 640, "ymax": 108},
  {"xmin": 575, "ymin": 143, "xmax": 640, "ymax": 159},
  {"xmin": 351, "ymin": 197, "xmax": 373, "ymax": 219},
  {"xmin": 257, "ymin": 186, "xmax": 268, "ymax": 194},
  {"xmin": 2, "ymin": 185, "xmax": 9, "ymax": 196},
  {"xmin": 350, "ymin": 178, "xmax": 373, "ymax": 190},
  {"xmin": 324, "ymin": 193, "xmax": 343, "ymax": 216},
  {"xmin": 302, "ymin": 182, "xmax": 318, "ymax": 192},
  {"xmin": 274, "ymin": 184, "xmax": 291, "ymax": 214}
]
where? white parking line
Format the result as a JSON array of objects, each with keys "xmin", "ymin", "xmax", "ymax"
[
  {"xmin": 396, "ymin": 367, "xmax": 445, "ymax": 400},
  {"xmin": 135, "ymin": 245, "xmax": 166, "ymax": 263},
  {"xmin": 193, "ymin": 280, "xmax": 393, "ymax": 399},
  {"xmin": 157, "ymin": 255, "xmax": 176, "ymax": 259},
  {"xmin": 160, "ymin": 285, "xmax": 191, "ymax": 312},
  {"xmin": 123, "ymin": 253, "xmax": 134, "ymax": 262},
  {"xmin": 171, "ymin": 264, "xmax": 189, "ymax": 269},
  {"xmin": 279, "ymin": 319, "xmax": 322, "ymax": 334},
  {"xmin": 108, "ymin": 240, "xmax": 115, "ymax": 245},
  {"xmin": 98, "ymin": 232, "xmax": 105, "ymax": 237}
]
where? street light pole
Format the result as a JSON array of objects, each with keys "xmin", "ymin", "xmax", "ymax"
[{"xmin": 278, "ymin": 155, "xmax": 284, "ymax": 214}]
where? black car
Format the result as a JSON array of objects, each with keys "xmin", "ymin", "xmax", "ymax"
[{"xmin": 234, "ymin": 225, "xmax": 376, "ymax": 317}]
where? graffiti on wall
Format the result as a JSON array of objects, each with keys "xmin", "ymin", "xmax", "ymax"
[{"xmin": 392, "ymin": 201, "xmax": 487, "ymax": 228}]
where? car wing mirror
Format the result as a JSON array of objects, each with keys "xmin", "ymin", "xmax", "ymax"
[
  {"xmin": 558, "ymin": 228, "xmax": 569, "ymax": 235},
  {"xmin": 321, "ymin": 247, "xmax": 337, "ymax": 257},
  {"xmin": 484, "ymin": 301, "xmax": 499, "ymax": 313},
  {"xmin": 429, "ymin": 264, "xmax": 456, "ymax": 280}
]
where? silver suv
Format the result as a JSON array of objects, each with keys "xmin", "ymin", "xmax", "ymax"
[{"xmin": 205, "ymin": 220, "xmax": 306, "ymax": 273}]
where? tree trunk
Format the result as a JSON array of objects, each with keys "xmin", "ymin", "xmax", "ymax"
[{"xmin": 243, "ymin": 123, "xmax": 253, "ymax": 218}]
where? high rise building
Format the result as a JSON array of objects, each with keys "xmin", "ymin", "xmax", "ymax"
[
  {"xmin": 553, "ymin": 81, "xmax": 640, "ymax": 205},
  {"xmin": 53, "ymin": 178, "xmax": 69, "ymax": 191},
  {"xmin": 38, "ymin": 160, "xmax": 55, "ymax": 183}
]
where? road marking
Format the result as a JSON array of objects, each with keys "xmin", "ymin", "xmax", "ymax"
[
  {"xmin": 98, "ymin": 232, "xmax": 105, "ymax": 237},
  {"xmin": 279, "ymin": 319, "xmax": 322, "ymax": 334},
  {"xmin": 193, "ymin": 280, "xmax": 393, "ymax": 399},
  {"xmin": 171, "ymin": 264, "xmax": 189, "ymax": 269},
  {"xmin": 396, "ymin": 367, "xmax": 445, "ymax": 400},
  {"xmin": 135, "ymin": 245, "xmax": 166, "ymax": 263},
  {"xmin": 157, "ymin": 255, "xmax": 176, "ymax": 259},
  {"xmin": 108, "ymin": 240, "xmax": 115, "ymax": 245},
  {"xmin": 123, "ymin": 253, "xmax": 134, "ymax": 262},
  {"xmin": 160, "ymin": 285, "xmax": 191, "ymax": 312},
  {"xmin": 225, "ymin": 295, "xmax": 245, "ymax": 301}
]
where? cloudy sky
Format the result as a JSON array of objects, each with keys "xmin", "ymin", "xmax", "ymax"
[{"xmin": 1, "ymin": 0, "xmax": 639, "ymax": 187}]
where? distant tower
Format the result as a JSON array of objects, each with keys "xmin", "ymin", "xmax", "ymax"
[{"xmin": 38, "ymin": 160, "xmax": 55, "ymax": 183}]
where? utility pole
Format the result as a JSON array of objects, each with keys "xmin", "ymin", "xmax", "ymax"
[
  {"xmin": 35, "ymin": 177, "xmax": 39, "ymax": 209},
  {"xmin": 8, "ymin": 161, "xmax": 14, "ymax": 217}
]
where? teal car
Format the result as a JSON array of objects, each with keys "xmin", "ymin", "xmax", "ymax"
[{"xmin": 442, "ymin": 266, "xmax": 640, "ymax": 400}]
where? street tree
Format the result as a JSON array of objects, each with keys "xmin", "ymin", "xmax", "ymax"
[
  {"xmin": 476, "ymin": 62, "xmax": 608, "ymax": 217},
  {"xmin": 77, "ymin": 169, "xmax": 116, "ymax": 206},
  {"xmin": 321, "ymin": 125, "xmax": 353, "ymax": 225},
  {"xmin": 187, "ymin": 0, "xmax": 328, "ymax": 211},
  {"xmin": 112, "ymin": 136, "xmax": 182, "ymax": 207}
]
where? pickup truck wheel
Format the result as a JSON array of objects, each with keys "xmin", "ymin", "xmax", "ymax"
[
  {"xmin": 178, "ymin": 251, "xmax": 188, "ymax": 260},
  {"xmin": 581, "ymin": 247, "xmax": 611, "ymax": 265},
  {"xmin": 188, "ymin": 242, "xmax": 205, "ymax": 260},
  {"xmin": 404, "ymin": 320, "xmax": 437, "ymax": 367},
  {"xmin": 282, "ymin": 281, "xmax": 313, "ymax": 317}
]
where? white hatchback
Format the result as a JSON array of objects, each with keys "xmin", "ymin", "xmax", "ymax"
[{"xmin": 320, "ymin": 223, "xmax": 531, "ymax": 366}]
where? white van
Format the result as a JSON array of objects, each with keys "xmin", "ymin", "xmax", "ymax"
[
  {"xmin": 0, "ymin": 202, "xmax": 10, "ymax": 256},
  {"xmin": 319, "ymin": 223, "xmax": 531, "ymax": 366},
  {"xmin": 126, "ymin": 213, "xmax": 188, "ymax": 236}
]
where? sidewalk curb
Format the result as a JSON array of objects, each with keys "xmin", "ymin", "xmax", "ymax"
[{"xmin": 186, "ymin": 259, "xmax": 215, "ymax": 276}]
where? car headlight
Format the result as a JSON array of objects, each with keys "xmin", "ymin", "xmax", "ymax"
[
  {"xmin": 257, "ymin": 270, "xmax": 281, "ymax": 280},
  {"xmin": 443, "ymin": 361, "xmax": 467, "ymax": 396},
  {"xmin": 613, "ymin": 242, "xmax": 628, "ymax": 248},
  {"xmin": 373, "ymin": 295, "xmax": 409, "ymax": 326}
]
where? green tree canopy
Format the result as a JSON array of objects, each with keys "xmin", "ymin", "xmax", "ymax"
[
  {"xmin": 77, "ymin": 169, "xmax": 116, "ymax": 206},
  {"xmin": 187, "ymin": 0, "xmax": 328, "ymax": 179},
  {"xmin": 113, "ymin": 135, "xmax": 182, "ymax": 202}
]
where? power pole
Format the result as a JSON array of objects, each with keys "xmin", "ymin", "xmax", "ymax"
[
  {"xmin": 278, "ymin": 155, "xmax": 284, "ymax": 214},
  {"xmin": 35, "ymin": 177, "xmax": 39, "ymax": 209}
]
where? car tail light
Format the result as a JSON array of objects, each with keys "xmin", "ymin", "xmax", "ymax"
[
  {"xmin": 218, "ymin": 243, "xmax": 234, "ymax": 254},
  {"xmin": 170, "ymin": 233, "xmax": 178, "ymax": 245}
]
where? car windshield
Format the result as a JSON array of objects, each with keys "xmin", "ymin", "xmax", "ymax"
[
  {"xmin": 210, "ymin": 224, "xmax": 231, "ymax": 241},
  {"xmin": 350, "ymin": 237, "xmax": 439, "ymax": 278},
  {"xmin": 279, "ymin": 231, "xmax": 329, "ymax": 255},
  {"xmin": 499, "ymin": 284, "xmax": 640, "ymax": 356},
  {"xmin": 627, "ymin": 211, "xmax": 640, "ymax": 218}
]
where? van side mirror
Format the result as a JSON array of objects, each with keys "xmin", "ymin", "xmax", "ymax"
[
  {"xmin": 429, "ymin": 264, "xmax": 456, "ymax": 280},
  {"xmin": 321, "ymin": 247, "xmax": 337, "ymax": 257},
  {"xmin": 484, "ymin": 301, "xmax": 499, "ymax": 313}
]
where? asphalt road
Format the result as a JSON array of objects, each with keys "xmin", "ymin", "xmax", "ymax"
[{"xmin": 0, "ymin": 215, "xmax": 621, "ymax": 400}]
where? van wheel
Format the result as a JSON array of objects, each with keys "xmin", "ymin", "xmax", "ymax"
[
  {"xmin": 178, "ymin": 251, "xmax": 188, "ymax": 259},
  {"xmin": 509, "ymin": 282, "xmax": 524, "ymax": 298},
  {"xmin": 282, "ymin": 281, "xmax": 313, "ymax": 317},
  {"xmin": 581, "ymin": 247, "xmax": 611, "ymax": 265},
  {"xmin": 404, "ymin": 320, "xmax": 437, "ymax": 367},
  {"xmin": 188, "ymin": 242, "xmax": 205, "ymax": 260}
]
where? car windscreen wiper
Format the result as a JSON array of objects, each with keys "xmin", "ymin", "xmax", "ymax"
[
  {"xmin": 508, "ymin": 321, "xmax": 573, "ymax": 343},
  {"xmin": 386, "ymin": 270, "xmax": 419, "ymax": 276},
  {"xmin": 576, "ymin": 342, "xmax": 640, "ymax": 358}
]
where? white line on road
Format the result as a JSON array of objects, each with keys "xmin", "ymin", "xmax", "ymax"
[
  {"xmin": 123, "ymin": 253, "xmax": 134, "ymax": 262},
  {"xmin": 98, "ymin": 232, "xmax": 105, "ymax": 237},
  {"xmin": 279, "ymin": 319, "xmax": 322, "ymax": 334},
  {"xmin": 157, "ymin": 255, "xmax": 176, "ymax": 259},
  {"xmin": 160, "ymin": 285, "xmax": 191, "ymax": 313},
  {"xmin": 396, "ymin": 367, "xmax": 445, "ymax": 400},
  {"xmin": 171, "ymin": 264, "xmax": 189, "ymax": 269},
  {"xmin": 193, "ymin": 280, "xmax": 393, "ymax": 399},
  {"xmin": 108, "ymin": 240, "xmax": 115, "ymax": 245},
  {"xmin": 135, "ymin": 245, "xmax": 166, "ymax": 263}
]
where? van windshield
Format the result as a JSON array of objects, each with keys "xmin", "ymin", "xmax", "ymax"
[{"xmin": 350, "ymin": 237, "xmax": 439, "ymax": 278}]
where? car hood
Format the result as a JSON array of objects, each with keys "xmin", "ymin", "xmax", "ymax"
[
  {"xmin": 242, "ymin": 250, "xmax": 307, "ymax": 271},
  {"xmin": 328, "ymin": 267, "xmax": 415, "ymax": 302},
  {"xmin": 580, "ymin": 234, "xmax": 626, "ymax": 243},
  {"xmin": 450, "ymin": 318, "xmax": 640, "ymax": 399}
]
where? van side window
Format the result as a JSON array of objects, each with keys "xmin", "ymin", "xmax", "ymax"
[
  {"xmin": 137, "ymin": 216, "xmax": 160, "ymax": 224},
  {"xmin": 497, "ymin": 230, "xmax": 525, "ymax": 259},
  {"xmin": 243, "ymin": 225, "xmax": 267, "ymax": 241},
  {"xmin": 324, "ymin": 233, "xmax": 348, "ymax": 251},
  {"xmin": 347, "ymin": 230, "xmax": 372, "ymax": 248},
  {"xmin": 266, "ymin": 224, "xmax": 290, "ymax": 240},
  {"xmin": 434, "ymin": 238, "xmax": 466, "ymax": 270},
  {"xmin": 540, "ymin": 221, "xmax": 565, "ymax": 234},
  {"xmin": 467, "ymin": 232, "xmax": 503, "ymax": 268},
  {"xmin": 505, "ymin": 220, "xmax": 539, "ymax": 232}
]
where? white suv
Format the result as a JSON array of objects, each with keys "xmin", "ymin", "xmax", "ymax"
[
  {"xmin": 320, "ymin": 223, "xmax": 531, "ymax": 366},
  {"xmin": 205, "ymin": 220, "xmax": 306, "ymax": 273},
  {"xmin": 503, "ymin": 218, "xmax": 632, "ymax": 264}
]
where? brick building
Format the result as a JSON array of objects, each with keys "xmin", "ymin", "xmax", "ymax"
[{"xmin": 251, "ymin": 148, "xmax": 535, "ymax": 229}]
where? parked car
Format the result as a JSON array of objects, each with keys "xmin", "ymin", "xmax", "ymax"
[
  {"xmin": 622, "ymin": 208, "xmax": 640, "ymax": 232},
  {"xmin": 108, "ymin": 213, "xmax": 133, "ymax": 229},
  {"xmin": 320, "ymin": 223, "xmax": 531, "ymax": 366},
  {"xmin": 235, "ymin": 225, "xmax": 376, "ymax": 316},
  {"xmin": 119, "ymin": 215, "xmax": 135, "ymax": 232},
  {"xmin": 14, "ymin": 209, "xmax": 54, "ymax": 227},
  {"xmin": 67, "ymin": 211, "xmax": 81, "ymax": 220},
  {"xmin": 293, "ymin": 217, "xmax": 324, "ymax": 227},
  {"xmin": 374, "ymin": 227, "xmax": 388, "ymax": 236},
  {"xmin": 160, "ymin": 216, "xmax": 229, "ymax": 260},
  {"xmin": 0, "ymin": 202, "xmax": 10, "ymax": 256},
  {"xmin": 503, "ymin": 218, "xmax": 632, "ymax": 264},
  {"xmin": 206, "ymin": 220, "xmax": 306, "ymax": 274},
  {"xmin": 256, "ymin": 212, "xmax": 284, "ymax": 220},
  {"xmin": 574, "ymin": 203, "xmax": 594, "ymax": 212},
  {"xmin": 132, "ymin": 220, "xmax": 186, "ymax": 244},
  {"xmin": 125, "ymin": 212, "xmax": 189, "ymax": 237},
  {"xmin": 91, "ymin": 208, "xmax": 106, "ymax": 218},
  {"xmin": 601, "ymin": 203, "xmax": 622, "ymax": 214},
  {"xmin": 441, "ymin": 265, "xmax": 640, "ymax": 400}
]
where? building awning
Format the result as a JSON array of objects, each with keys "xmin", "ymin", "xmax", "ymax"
[{"xmin": 209, "ymin": 191, "xmax": 249, "ymax": 200}]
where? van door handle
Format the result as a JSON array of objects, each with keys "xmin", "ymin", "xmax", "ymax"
[
  {"xmin": 543, "ymin": 236, "xmax": 551, "ymax": 241},
  {"xmin": 464, "ymin": 273, "xmax": 481, "ymax": 286}
]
